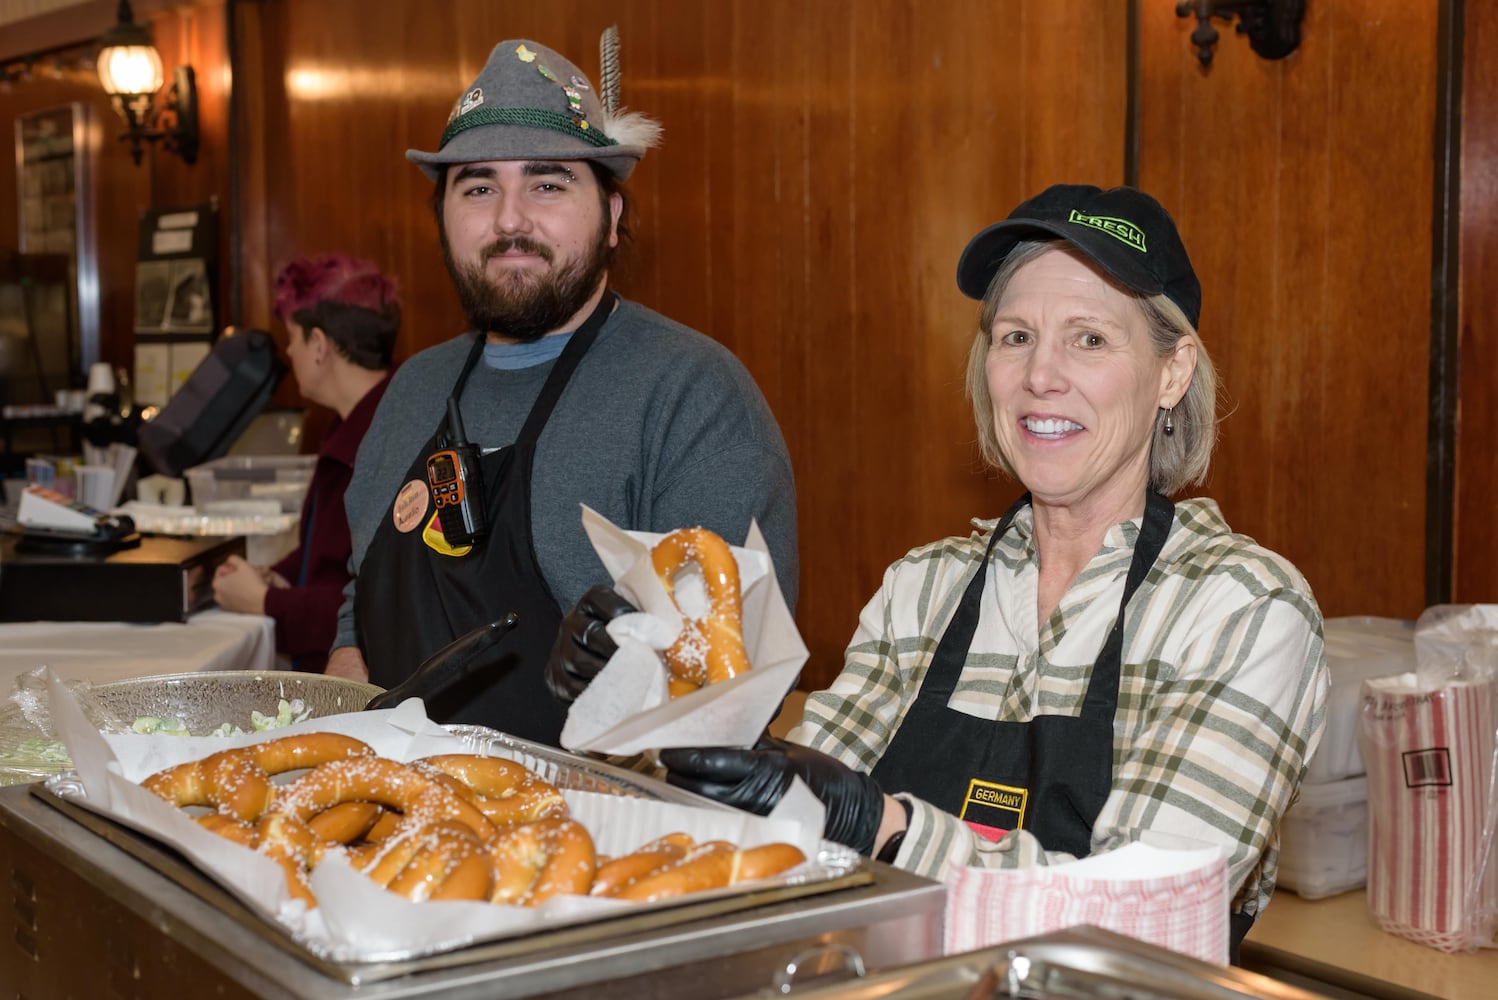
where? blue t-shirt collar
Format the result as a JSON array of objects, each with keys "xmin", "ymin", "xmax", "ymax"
[{"xmin": 483, "ymin": 332, "xmax": 573, "ymax": 370}]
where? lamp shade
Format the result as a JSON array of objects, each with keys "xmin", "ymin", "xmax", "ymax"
[{"xmin": 97, "ymin": 43, "xmax": 163, "ymax": 96}]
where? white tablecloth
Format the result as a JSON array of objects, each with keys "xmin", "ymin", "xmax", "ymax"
[{"xmin": 0, "ymin": 610, "xmax": 277, "ymax": 689}]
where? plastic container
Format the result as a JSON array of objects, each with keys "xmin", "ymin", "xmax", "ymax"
[
  {"xmin": 119, "ymin": 500, "xmax": 300, "ymax": 565},
  {"xmin": 1276, "ymin": 775, "xmax": 1368, "ymax": 899},
  {"xmin": 183, "ymin": 455, "xmax": 315, "ymax": 514},
  {"xmin": 1309, "ymin": 616, "xmax": 1417, "ymax": 785}
]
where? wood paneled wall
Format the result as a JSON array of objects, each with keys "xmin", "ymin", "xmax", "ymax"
[
  {"xmin": 1136, "ymin": 3, "xmax": 1438, "ymax": 622},
  {"xmin": 235, "ymin": 0, "xmax": 1128, "ymax": 685},
  {"xmin": 3, "ymin": 1, "xmax": 1474, "ymax": 688},
  {"xmin": 235, "ymin": 0, "xmax": 1445, "ymax": 686},
  {"xmin": 0, "ymin": 1, "xmax": 231, "ymax": 381}
]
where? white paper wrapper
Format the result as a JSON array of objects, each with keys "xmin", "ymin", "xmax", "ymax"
[
  {"xmin": 560, "ymin": 507, "xmax": 808, "ymax": 755},
  {"xmin": 41, "ymin": 669, "xmax": 829, "ymax": 964}
]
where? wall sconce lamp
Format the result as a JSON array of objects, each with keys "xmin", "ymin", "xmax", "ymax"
[
  {"xmin": 1175, "ymin": 1, "xmax": 1306, "ymax": 69},
  {"xmin": 96, "ymin": 0, "xmax": 198, "ymax": 165}
]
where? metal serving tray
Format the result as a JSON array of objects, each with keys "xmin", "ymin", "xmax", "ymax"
[
  {"xmin": 36, "ymin": 724, "xmax": 870, "ymax": 984},
  {"xmin": 0, "ymin": 782, "xmax": 944, "ymax": 999},
  {"xmin": 725, "ymin": 926, "xmax": 1329, "ymax": 1000}
]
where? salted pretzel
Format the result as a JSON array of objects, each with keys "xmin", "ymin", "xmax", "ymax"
[
  {"xmin": 413, "ymin": 754, "xmax": 568, "ymax": 827},
  {"xmin": 381, "ymin": 821, "xmax": 495, "ymax": 903},
  {"xmin": 142, "ymin": 733, "xmax": 375, "ymax": 820},
  {"xmin": 487, "ymin": 818, "xmax": 598, "ymax": 906},
  {"xmin": 271, "ymin": 757, "xmax": 492, "ymax": 841},
  {"xmin": 307, "ymin": 801, "xmax": 386, "ymax": 844},
  {"xmin": 608, "ymin": 838, "xmax": 806, "ymax": 903},
  {"xmin": 150, "ymin": 745, "xmax": 808, "ymax": 911},
  {"xmin": 193, "ymin": 810, "xmax": 325, "ymax": 907},
  {"xmin": 590, "ymin": 831, "xmax": 695, "ymax": 896},
  {"xmin": 651, "ymin": 527, "xmax": 751, "ymax": 697}
]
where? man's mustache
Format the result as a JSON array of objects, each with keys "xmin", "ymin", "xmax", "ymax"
[{"xmin": 483, "ymin": 237, "xmax": 554, "ymax": 264}]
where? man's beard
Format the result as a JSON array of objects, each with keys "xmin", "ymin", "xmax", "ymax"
[{"xmin": 442, "ymin": 226, "xmax": 611, "ymax": 343}]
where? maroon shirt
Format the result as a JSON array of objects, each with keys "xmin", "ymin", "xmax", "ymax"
[{"xmin": 265, "ymin": 373, "xmax": 392, "ymax": 671}]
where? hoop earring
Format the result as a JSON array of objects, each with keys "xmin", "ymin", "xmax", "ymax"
[{"xmin": 1162, "ymin": 408, "xmax": 1175, "ymax": 436}]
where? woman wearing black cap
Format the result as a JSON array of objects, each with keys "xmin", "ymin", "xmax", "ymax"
[{"xmin": 656, "ymin": 184, "xmax": 1329, "ymax": 959}]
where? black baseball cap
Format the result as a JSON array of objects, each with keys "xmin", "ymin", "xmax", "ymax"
[{"xmin": 955, "ymin": 184, "xmax": 1201, "ymax": 328}]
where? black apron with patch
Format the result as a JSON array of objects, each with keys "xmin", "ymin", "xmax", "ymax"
[
  {"xmin": 869, "ymin": 490, "xmax": 1256, "ymax": 959},
  {"xmin": 871, "ymin": 490, "xmax": 1171, "ymax": 853},
  {"xmin": 355, "ymin": 293, "xmax": 615, "ymax": 741}
]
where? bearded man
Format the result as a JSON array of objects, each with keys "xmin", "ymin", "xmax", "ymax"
[{"xmin": 326, "ymin": 40, "xmax": 797, "ymax": 744}]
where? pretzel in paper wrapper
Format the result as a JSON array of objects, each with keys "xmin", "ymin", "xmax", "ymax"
[{"xmin": 560, "ymin": 506, "xmax": 808, "ymax": 756}]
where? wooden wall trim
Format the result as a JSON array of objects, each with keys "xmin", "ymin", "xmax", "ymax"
[
  {"xmin": 1124, "ymin": 0, "xmax": 1140, "ymax": 187},
  {"xmin": 1428, "ymin": 0, "xmax": 1463, "ymax": 607}
]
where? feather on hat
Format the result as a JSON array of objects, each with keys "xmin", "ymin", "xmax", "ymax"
[{"xmin": 407, "ymin": 38, "xmax": 661, "ymax": 181}]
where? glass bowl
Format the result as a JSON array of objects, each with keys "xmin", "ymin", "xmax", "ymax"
[{"xmin": 0, "ymin": 671, "xmax": 382, "ymax": 785}]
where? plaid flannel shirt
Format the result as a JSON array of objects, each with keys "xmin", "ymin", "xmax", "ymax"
[{"xmin": 787, "ymin": 497, "xmax": 1328, "ymax": 916}]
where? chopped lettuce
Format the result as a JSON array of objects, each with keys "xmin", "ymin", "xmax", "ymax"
[
  {"xmin": 250, "ymin": 698, "xmax": 310, "ymax": 731},
  {"xmin": 130, "ymin": 716, "xmax": 190, "ymax": 736},
  {"xmin": 130, "ymin": 698, "xmax": 312, "ymax": 739},
  {"xmin": 0, "ymin": 737, "xmax": 70, "ymax": 764}
]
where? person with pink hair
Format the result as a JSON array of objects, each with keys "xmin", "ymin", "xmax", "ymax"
[{"xmin": 212, "ymin": 253, "xmax": 401, "ymax": 672}]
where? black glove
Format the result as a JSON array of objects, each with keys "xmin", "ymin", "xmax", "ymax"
[
  {"xmin": 658, "ymin": 738, "xmax": 886, "ymax": 855},
  {"xmin": 544, "ymin": 584, "xmax": 639, "ymax": 704}
]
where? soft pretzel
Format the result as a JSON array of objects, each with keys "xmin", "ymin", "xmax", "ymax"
[
  {"xmin": 612, "ymin": 840, "xmax": 737, "ymax": 901},
  {"xmin": 487, "ymin": 818, "xmax": 598, "ymax": 906},
  {"xmin": 197, "ymin": 810, "xmax": 323, "ymax": 907},
  {"xmin": 307, "ymin": 801, "xmax": 386, "ymax": 844},
  {"xmin": 590, "ymin": 832, "xmax": 695, "ymax": 897},
  {"xmin": 383, "ymin": 821, "xmax": 495, "ymax": 903},
  {"xmin": 651, "ymin": 527, "xmax": 751, "ymax": 697},
  {"xmin": 413, "ymin": 755, "xmax": 568, "ymax": 827},
  {"xmin": 270, "ymin": 757, "xmax": 493, "ymax": 841},
  {"xmin": 610, "ymin": 840, "xmax": 807, "ymax": 903},
  {"xmin": 152, "ymin": 745, "xmax": 810, "ymax": 911},
  {"xmin": 733, "ymin": 842, "xmax": 809, "ymax": 882},
  {"xmin": 143, "ymin": 733, "xmax": 376, "ymax": 820}
]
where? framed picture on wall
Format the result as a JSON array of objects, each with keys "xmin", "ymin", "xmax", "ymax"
[{"xmin": 132, "ymin": 204, "xmax": 219, "ymax": 407}]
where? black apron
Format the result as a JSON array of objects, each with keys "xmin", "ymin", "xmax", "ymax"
[
  {"xmin": 354, "ymin": 292, "xmax": 615, "ymax": 740},
  {"xmin": 869, "ymin": 490, "xmax": 1256, "ymax": 961}
]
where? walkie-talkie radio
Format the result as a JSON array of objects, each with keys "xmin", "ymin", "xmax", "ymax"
[{"xmin": 426, "ymin": 396, "xmax": 487, "ymax": 546}]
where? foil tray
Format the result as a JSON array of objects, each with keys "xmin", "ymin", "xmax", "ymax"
[{"xmin": 37, "ymin": 723, "xmax": 870, "ymax": 985}]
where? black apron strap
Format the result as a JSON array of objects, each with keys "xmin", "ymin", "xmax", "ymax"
[
  {"xmin": 916, "ymin": 492, "xmax": 1033, "ymax": 697},
  {"xmin": 1081, "ymin": 490, "xmax": 1175, "ymax": 720},
  {"xmin": 514, "ymin": 292, "xmax": 615, "ymax": 446}
]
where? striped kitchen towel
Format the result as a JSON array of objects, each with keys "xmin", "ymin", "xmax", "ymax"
[
  {"xmin": 1358, "ymin": 673, "xmax": 1498, "ymax": 952},
  {"xmin": 942, "ymin": 839, "xmax": 1228, "ymax": 964}
]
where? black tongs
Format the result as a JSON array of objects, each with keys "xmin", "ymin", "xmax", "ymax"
[{"xmin": 362, "ymin": 612, "xmax": 520, "ymax": 714}]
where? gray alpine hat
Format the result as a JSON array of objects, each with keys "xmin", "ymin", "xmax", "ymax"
[{"xmin": 407, "ymin": 39, "xmax": 661, "ymax": 181}]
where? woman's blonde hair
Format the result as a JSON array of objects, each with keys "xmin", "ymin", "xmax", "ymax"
[{"xmin": 963, "ymin": 240, "xmax": 1218, "ymax": 495}]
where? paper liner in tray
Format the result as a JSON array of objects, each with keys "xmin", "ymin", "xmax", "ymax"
[
  {"xmin": 560, "ymin": 506, "xmax": 809, "ymax": 755},
  {"xmin": 39, "ymin": 669, "xmax": 856, "ymax": 968}
]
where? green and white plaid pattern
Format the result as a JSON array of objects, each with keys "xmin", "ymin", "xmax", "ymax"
[{"xmin": 788, "ymin": 497, "xmax": 1328, "ymax": 917}]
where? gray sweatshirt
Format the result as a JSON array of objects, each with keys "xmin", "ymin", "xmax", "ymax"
[{"xmin": 334, "ymin": 298, "xmax": 798, "ymax": 651}]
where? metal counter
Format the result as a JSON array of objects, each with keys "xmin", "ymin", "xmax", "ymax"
[
  {"xmin": 725, "ymin": 925, "xmax": 1333, "ymax": 999},
  {"xmin": 0, "ymin": 783, "xmax": 945, "ymax": 998}
]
